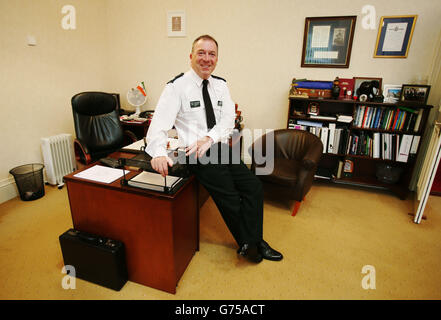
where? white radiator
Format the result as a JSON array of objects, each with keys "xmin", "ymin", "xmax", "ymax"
[{"xmin": 41, "ymin": 134, "xmax": 76, "ymax": 187}]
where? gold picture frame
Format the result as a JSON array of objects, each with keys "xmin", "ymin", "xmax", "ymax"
[{"xmin": 374, "ymin": 15, "xmax": 417, "ymax": 58}]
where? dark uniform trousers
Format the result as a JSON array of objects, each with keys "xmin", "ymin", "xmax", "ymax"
[{"xmin": 188, "ymin": 143, "xmax": 263, "ymax": 247}]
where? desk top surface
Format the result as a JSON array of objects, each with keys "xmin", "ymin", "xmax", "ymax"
[{"xmin": 64, "ymin": 151, "xmax": 194, "ymax": 200}]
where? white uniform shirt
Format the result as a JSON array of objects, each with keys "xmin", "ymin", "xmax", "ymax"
[{"xmin": 146, "ymin": 68, "xmax": 236, "ymax": 158}]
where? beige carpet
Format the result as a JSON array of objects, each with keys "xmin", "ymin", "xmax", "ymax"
[{"xmin": 1, "ymin": 182, "xmax": 441, "ymax": 300}]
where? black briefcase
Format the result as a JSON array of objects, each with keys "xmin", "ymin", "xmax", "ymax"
[{"xmin": 59, "ymin": 229, "xmax": 128, "ymax": 291}]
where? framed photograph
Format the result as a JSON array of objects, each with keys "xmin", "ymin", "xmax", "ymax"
[
  {"xmin": 374, "ymin": 15, "xmax": 417, "ymax": 58},
  {"xmin": 167, "ymin": 11, "xmax": 186, "ymax": 37},
  {"xmin": 307, "ymin": 102, "xmax": 320, "ymax": 116},
  {"xmin": 353, "ymin": 77, "xmax": 383, "ymax": 97},
  {"xmin": 383, "ymin": 85, "xmax": 402, "ymax": 103},
  {"xmin": 301, "ymin": 16, "xmax": 357, "ymax": 68},
  {"xmin": 400, "ymin": 84, "xmax": 431, "ymax": 104}
]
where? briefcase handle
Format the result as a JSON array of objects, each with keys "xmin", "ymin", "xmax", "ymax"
[{"xmin": 77, "ymin": 232, "xmax": 101, "ymax": 244}]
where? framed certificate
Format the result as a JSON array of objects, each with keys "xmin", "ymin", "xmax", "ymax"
[
  {"xmin": 374, "ymin": 15, "xmax": 417, "ymax": 58},
  {"xmin": 301, "ymin": 16, "xmax": 357, "ymax": 68},
  {"xmin": 167, "ymin": 11, "xmax": 186, "ymax": 37}
]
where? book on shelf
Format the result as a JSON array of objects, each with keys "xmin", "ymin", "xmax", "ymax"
[
  {"xmin": 310, "ymin": 115, "xmax": 337, "ymax": 120},
  {"xmin": 414, "ymin": 109, "xmax": 423, "ymax": 132},
  {"xmin": 336, "ymin": 160, "xmax": 344, "ymax": 179},
  {"xmin": 373, "ymin": 132, "xmax": 381, "ymax": 158},
  {"xmin": 346, "ymin": 135, "xmax": 352, "ymax": 155},
  {"xmin": 337, "ymin": 114, "xmax": 353, "ymax": 123},
  {"xmin": 410, "ymin": 135, "xmax": 420, "ymax": 154},
  {"xmin": 333, "ymin": 128, "xmax": 342, "ymax": 154},
  {"xmin": 373, "ymin": 107, "xmax": 384, "ymax": 128},
  {"xmin": 327, "ymin": 123, "xmax": 336, "ymax": 153},
  {"xmin": 309, "ymin": 126, "xmax": 321, "ymax": 137},
  {"xmin": 297, "ymin": 120, "xmax": 323, "ymax": 127},
  {"xmin": 409, "ymin": 135, "xmax": 421, "ymax": 160},
  {"xmin": 397, "ymin": 134, "xmax": 413, "ymax": 163},
  {"xmin": 339, "ymin": 129, "xmax": 350, "ymax": 154},
  {"xmin": 320, "ymin": 127, "xmax": 328, "ymax": 153}
]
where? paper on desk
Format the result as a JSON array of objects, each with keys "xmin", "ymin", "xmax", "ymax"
[
  {"xmin": 122, "ymin": 139, "xmax": 145, "ymax": 151},
  {"xmin": 73, "ymin": 165, "xmax": 125, "ymax": 184}
]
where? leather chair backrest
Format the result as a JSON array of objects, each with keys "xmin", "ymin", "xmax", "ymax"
[
  {"xmin": 273, "ymin": 129, "xmax": 320, "ymax": 161},
  {"xmin": 71, "ymin": 92, "xmax": 124, "ymax": 152}
]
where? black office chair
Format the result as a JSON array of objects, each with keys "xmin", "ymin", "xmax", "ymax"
[{"xmin": 71, "ymin": 92, "xmax": 137, "ymax": 164}]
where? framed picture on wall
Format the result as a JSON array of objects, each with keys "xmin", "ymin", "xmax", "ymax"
[
  {"xmin": 301, "ymin": 16, "xmax": 357, "ymax": 68},
  {"xmin": 167, "ymin": 11, "xmax": 186, "ymax": 37},
  {"xmin": 374, "ymin": 15, "xmax": 417, "ymax": 58}
]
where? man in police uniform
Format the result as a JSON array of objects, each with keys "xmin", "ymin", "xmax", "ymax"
[{"xmin": 146, "ymin": 35, "xmax": 282, "ymax": 263}]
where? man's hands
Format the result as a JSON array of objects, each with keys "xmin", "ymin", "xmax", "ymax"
[
  {"xmin": 151, "ymin": 156, "xmax": 174, "ymax": 177},
  {"xmin": 185, "ymin": 136, "xmax": 214, "ymax": 158},
  {"xmin": 151, "ymin": 137, "xmax": 213, "ymax": 177}
]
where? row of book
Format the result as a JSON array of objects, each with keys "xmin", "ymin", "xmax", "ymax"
[
  {"xmin": 288, "ymin": 119, "xmax": 420, "ymax": 163},
  {"xmin": 353, "ymin": 105, "xmax": 423, "ymax": 132},
  {"xmin": 288, "ymin": 120, "xmax": 353, "ymax": 155},
  {"xmin": 347, "ymin": 132, "xmax": 420, "ymax": 162}
]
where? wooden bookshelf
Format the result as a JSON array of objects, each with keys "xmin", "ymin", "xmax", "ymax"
[{"xmin": 287, "ymin": 97, "xmax": 433, "ymax": 199}]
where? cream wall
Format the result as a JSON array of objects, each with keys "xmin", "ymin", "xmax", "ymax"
[
  {"xmin": 0, "ymin": 0, "xmax": 109, "ymax": 201},
  {"xmin": 106, "ymin": 0, "xmax": 441, "ymax": 125},
  {"xmin": 1, "ymin": 0, "xmax": 441, "ymax": 202}
]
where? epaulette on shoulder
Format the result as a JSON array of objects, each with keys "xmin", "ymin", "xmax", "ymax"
[
  {"xmin": 211, "ymin": 75, "xmax": 226, "ymax": 82},
  {"xmin": 167, "ymin": 73, "xmax": 184, "ymax": 84}
]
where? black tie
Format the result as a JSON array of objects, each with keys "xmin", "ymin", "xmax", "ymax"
[{"xmin": 202, "ymin": 79, "xmax": 216, "ymax": 129}]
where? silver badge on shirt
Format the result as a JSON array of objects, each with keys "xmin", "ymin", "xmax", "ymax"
[{"xmin": 190, "ymin": 101, "xmax": 201, "ymax": 108}]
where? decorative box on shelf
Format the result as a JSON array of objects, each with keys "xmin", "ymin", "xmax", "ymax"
[{"xmin": 289, "ymin": 79, "xmax": 333, "ymax": 99}]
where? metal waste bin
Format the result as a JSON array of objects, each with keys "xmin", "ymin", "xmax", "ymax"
[{"xmin": 9, "ymin": 163, "xmax": 45, "ymax": 201}]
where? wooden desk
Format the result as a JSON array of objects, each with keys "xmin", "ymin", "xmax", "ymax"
[{"xmin": 64, "ymin": 151, "xmax": 198, "ymax": 294}]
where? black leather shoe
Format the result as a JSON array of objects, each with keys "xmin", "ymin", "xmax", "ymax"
[
  {"xmin": 237, "ymin": 243, "xmax": 263, "ymax": 263},
  {"xmin": 258, "ymin": 240, "xmax": 283, "ymax": 261}
]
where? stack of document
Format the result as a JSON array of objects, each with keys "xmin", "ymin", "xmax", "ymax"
[
  {"xmin": 73, "ymin": 165, "xmax": 124, "ymax": 184},
  {"xmin": 127, "ymin": 171, "xmax": 182, "ymax": 192},
  {"xmin": 337, "ymin": 115, "xmax": 353, "ymax": 123}
]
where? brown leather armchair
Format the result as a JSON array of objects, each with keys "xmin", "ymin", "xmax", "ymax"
[
  {"xmin": 250, "ymin": 129, "xmax": 323, "ymax": 216},
  {"xmin": 71, "ymin": 92, "xmax": 137, "ymax": 164}
]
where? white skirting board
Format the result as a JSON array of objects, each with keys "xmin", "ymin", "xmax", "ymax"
[{"xmin": 0, "ymin": 177, "xmax": 19, "ymax": 204}]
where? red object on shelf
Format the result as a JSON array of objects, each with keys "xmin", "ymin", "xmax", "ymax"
[{"xmin": 338, "ymin": 78, "xmax": 354, "ymax": 99}]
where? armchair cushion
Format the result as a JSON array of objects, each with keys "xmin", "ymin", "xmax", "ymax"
[{"xmin": 257, "ymin": 158, "xmax": 300, "ymax": 188}]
